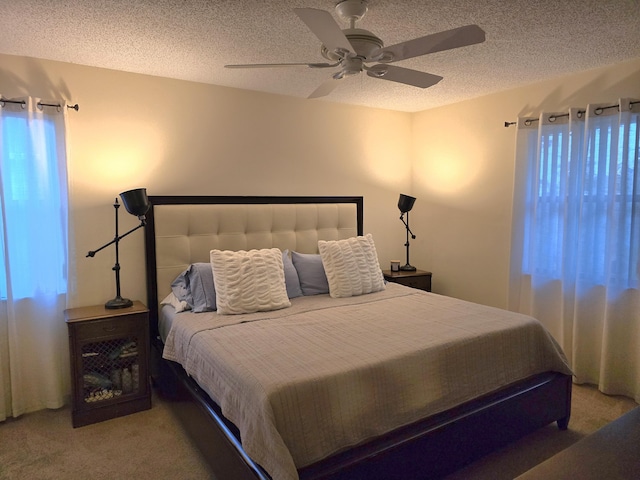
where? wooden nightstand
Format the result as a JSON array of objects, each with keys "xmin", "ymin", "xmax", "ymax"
[
  {"xmin": 383, "ymin": 269, "xmax": 432, "ymax": 292},
  {"xmin": 65, "ymin": 301, "xmax": 151, "ymax": 427}
]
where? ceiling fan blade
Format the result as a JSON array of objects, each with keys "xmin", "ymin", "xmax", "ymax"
[
  {"xmin": 294, "ymin": 8, "xmax": 354, "ymax": 56},
  {"xmin": 378, "ymin": 24, "xmax": 485, "ymax": 62},
  {"xmin": 367, "ymin": 64, "xmax": 443, "ymax": 88},
  {"xmin": 225, "ymin": 62, "xmax": 336, "ymax": 69},
  {"xmin": 308, "ymin": 78, "xmax": 342, "ymax": 99}
]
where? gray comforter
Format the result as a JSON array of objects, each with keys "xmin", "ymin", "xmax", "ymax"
[{"xmin": 163, "ymin": 283, "xmax": 572, "ymax": 480}]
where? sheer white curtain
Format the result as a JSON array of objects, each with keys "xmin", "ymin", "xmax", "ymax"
[
  {"xmin": 510, "ymin": 98, "xmax": 640, "ymax": 402},
  {"xmin": 0, "ymin": 97, "xmax": 72, "ymax": 421}
]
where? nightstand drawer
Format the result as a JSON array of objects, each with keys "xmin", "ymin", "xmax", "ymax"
[
  {"xmin": 393, "ymin": 276, "xmax": 431, "ymax": 291},
  {"xmin": 382, "ymin": 269, "xmax": 432, "ymax": 292},
  {"xmin": 74, "ymin": 315, "xmax": 145, "ymax": 341}
]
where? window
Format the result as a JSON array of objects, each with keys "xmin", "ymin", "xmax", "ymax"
[
  {"xmin": 0, "ymin": 106, "xmax": 68, "ymax": 299},
  {"xmin": 521, "ymin": 109, "xmax": 639, "ymax": 290}
]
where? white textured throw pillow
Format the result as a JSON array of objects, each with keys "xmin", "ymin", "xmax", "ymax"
[
  {"xmin": 318, "ymin": 234, "xmax": 385, "ymax": 298},
  {"xmin": 210, "ymin": 248, "xmax": 291, "ymax": 315}
]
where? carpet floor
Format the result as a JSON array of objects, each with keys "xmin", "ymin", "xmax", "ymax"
[{"xmin": 0, "ymin": 383, "xmax": 637, "ymax": 480}]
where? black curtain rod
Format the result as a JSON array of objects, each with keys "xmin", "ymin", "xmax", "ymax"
[
  {"xmin": 504, "ymin": 100, "xmax": 639, "ymax": 127},
  {"xmin": 0, "ymin": 98, "xmax": 79, "ymax": 111}
]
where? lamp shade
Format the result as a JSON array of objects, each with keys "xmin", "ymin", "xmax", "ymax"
[
  {"xmin": 398, "ymin": 194, "xmax": 416, "ymax": 213},
  {"xmin": 120, "ymin": 188, "xmax": 150, "ymax": 218}
]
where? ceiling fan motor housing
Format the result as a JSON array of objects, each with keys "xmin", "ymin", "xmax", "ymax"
[{"xmin": 321, "ymin": 28, "xmax": 383, "ymax": 61}]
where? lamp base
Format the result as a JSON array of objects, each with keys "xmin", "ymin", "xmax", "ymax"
[
  {"xmin": 399, "ymin": 264, "xmax": 417, "ymax": 272},
  {"xmin": 105, "ymin": 296, "xmax": 133, "ymax": 309}
]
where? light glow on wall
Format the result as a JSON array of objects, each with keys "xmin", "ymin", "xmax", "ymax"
[
  {"xmin": 74, "ymin": 120, "xmax": 163, "ymax": 194},
  {"xmin": 413, "ymin": 133, "xmax": 485, "ymax": 196},
  {"xmin": 363, "ymin": 148, "xmax": 412, "ymax": 188},
  {"xmin": 358, "ymin": 121, "xmax": 412, "ymax": 189}
]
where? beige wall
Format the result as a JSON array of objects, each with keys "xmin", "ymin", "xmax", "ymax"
[
  {"xmin": 0, "ymin": 54, "xmax": 412, "ymax": 308},
  {"xmin": 411, "ymin": 57, "xmax": 640, "ymax": 308},
  {"xmin": 1, "ymin": 53, "xmax": 639, "ymax": 310}
]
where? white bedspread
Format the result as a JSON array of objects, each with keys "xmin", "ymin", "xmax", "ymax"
[{"xmin": 163, "ymin": 283, "xmax": 572, "ymax": 480}]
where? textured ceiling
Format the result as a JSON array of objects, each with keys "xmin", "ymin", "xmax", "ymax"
[{"xmin": 1, "ymin": 0, "xmax": 639, "ymax": 112}]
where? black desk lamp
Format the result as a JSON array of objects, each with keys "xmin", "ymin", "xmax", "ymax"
[
  {"xmin": 398, "ymin": 193, "xmax": 417, "ymax": 272},
  {"xmin": 87, "ymin": 188, "xmax": 150, "ymax": 309}
]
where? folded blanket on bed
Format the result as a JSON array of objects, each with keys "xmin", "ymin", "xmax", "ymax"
[{"xmin": 164, "ymin": 283, "xmax": 572, "ymax": 480}]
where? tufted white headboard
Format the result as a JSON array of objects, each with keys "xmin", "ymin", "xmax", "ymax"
[{"xmin": 144, "ymin": 196, "xmax": 363, "ymax": 335}]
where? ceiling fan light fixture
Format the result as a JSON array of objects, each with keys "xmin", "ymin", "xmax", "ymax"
[
  {"xmin": 333, "ymin": 70, "xmax": 359, "ymax": 79},
  {"xmin": 337, "ymin": 57, "xmax": 363, "ymax": 77},
  {"xmin": 333, "ymin": 66, "xmax": 361, "ymax": 80}
]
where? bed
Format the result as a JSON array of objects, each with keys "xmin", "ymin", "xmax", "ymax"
[{"xmin": 144, "ymin": 195, "xmax": 572, "ymax": 480}]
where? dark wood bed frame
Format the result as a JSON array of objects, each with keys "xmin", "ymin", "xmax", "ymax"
[{"xmin": 144, "ymin": 195, "xmax": 572, "ymax": 480}]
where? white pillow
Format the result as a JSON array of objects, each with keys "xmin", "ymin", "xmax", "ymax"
[
  {"xmin": 210, "ymin": 248, "xmax": 291, "ymax": 315},
  {"xmin": 318, "ymin": 233, "xmax": 385, "ymax": 298}
]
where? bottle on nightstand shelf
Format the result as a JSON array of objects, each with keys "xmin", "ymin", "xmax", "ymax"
[
  {"xmin": 132, "ymin": 363, "xmax": 140, "ymax": 391},
  {"xmin": 122, "ymin": 367, "xmax": 133, "ymax": 394},
  {"xmin": 110, "ymin": 368, "xmax": 122, "ymax": 391}
]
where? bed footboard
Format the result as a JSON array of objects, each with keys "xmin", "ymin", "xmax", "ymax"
[{"xmin": 301, "ymin": 371, "xmax": 572, "ymax": 480}]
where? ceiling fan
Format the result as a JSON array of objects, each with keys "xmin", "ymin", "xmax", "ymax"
[{"xmin": 224, "ymin": 0, "xmax": 485, "ymax": 99}]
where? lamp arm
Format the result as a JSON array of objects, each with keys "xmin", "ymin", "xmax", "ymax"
[
  {"xmin": 86, "ymin": 221, "xmax": 146, "ymax": 258},
  {"xmin": 399, "ymin": 214, "xmax": 416, "ymax": 239}
]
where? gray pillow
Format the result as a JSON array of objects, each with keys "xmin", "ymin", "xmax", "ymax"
[
  {"xmin": 171, "ymin": 263, "xmax": 216, "ymax": 312},
  {"xmin": 291, "ymin": 251, "xmax": 329, "ymax": 295},
  {"xmin": 282, "ymin": 250, "xmax": 303, "ymax": 299}
]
